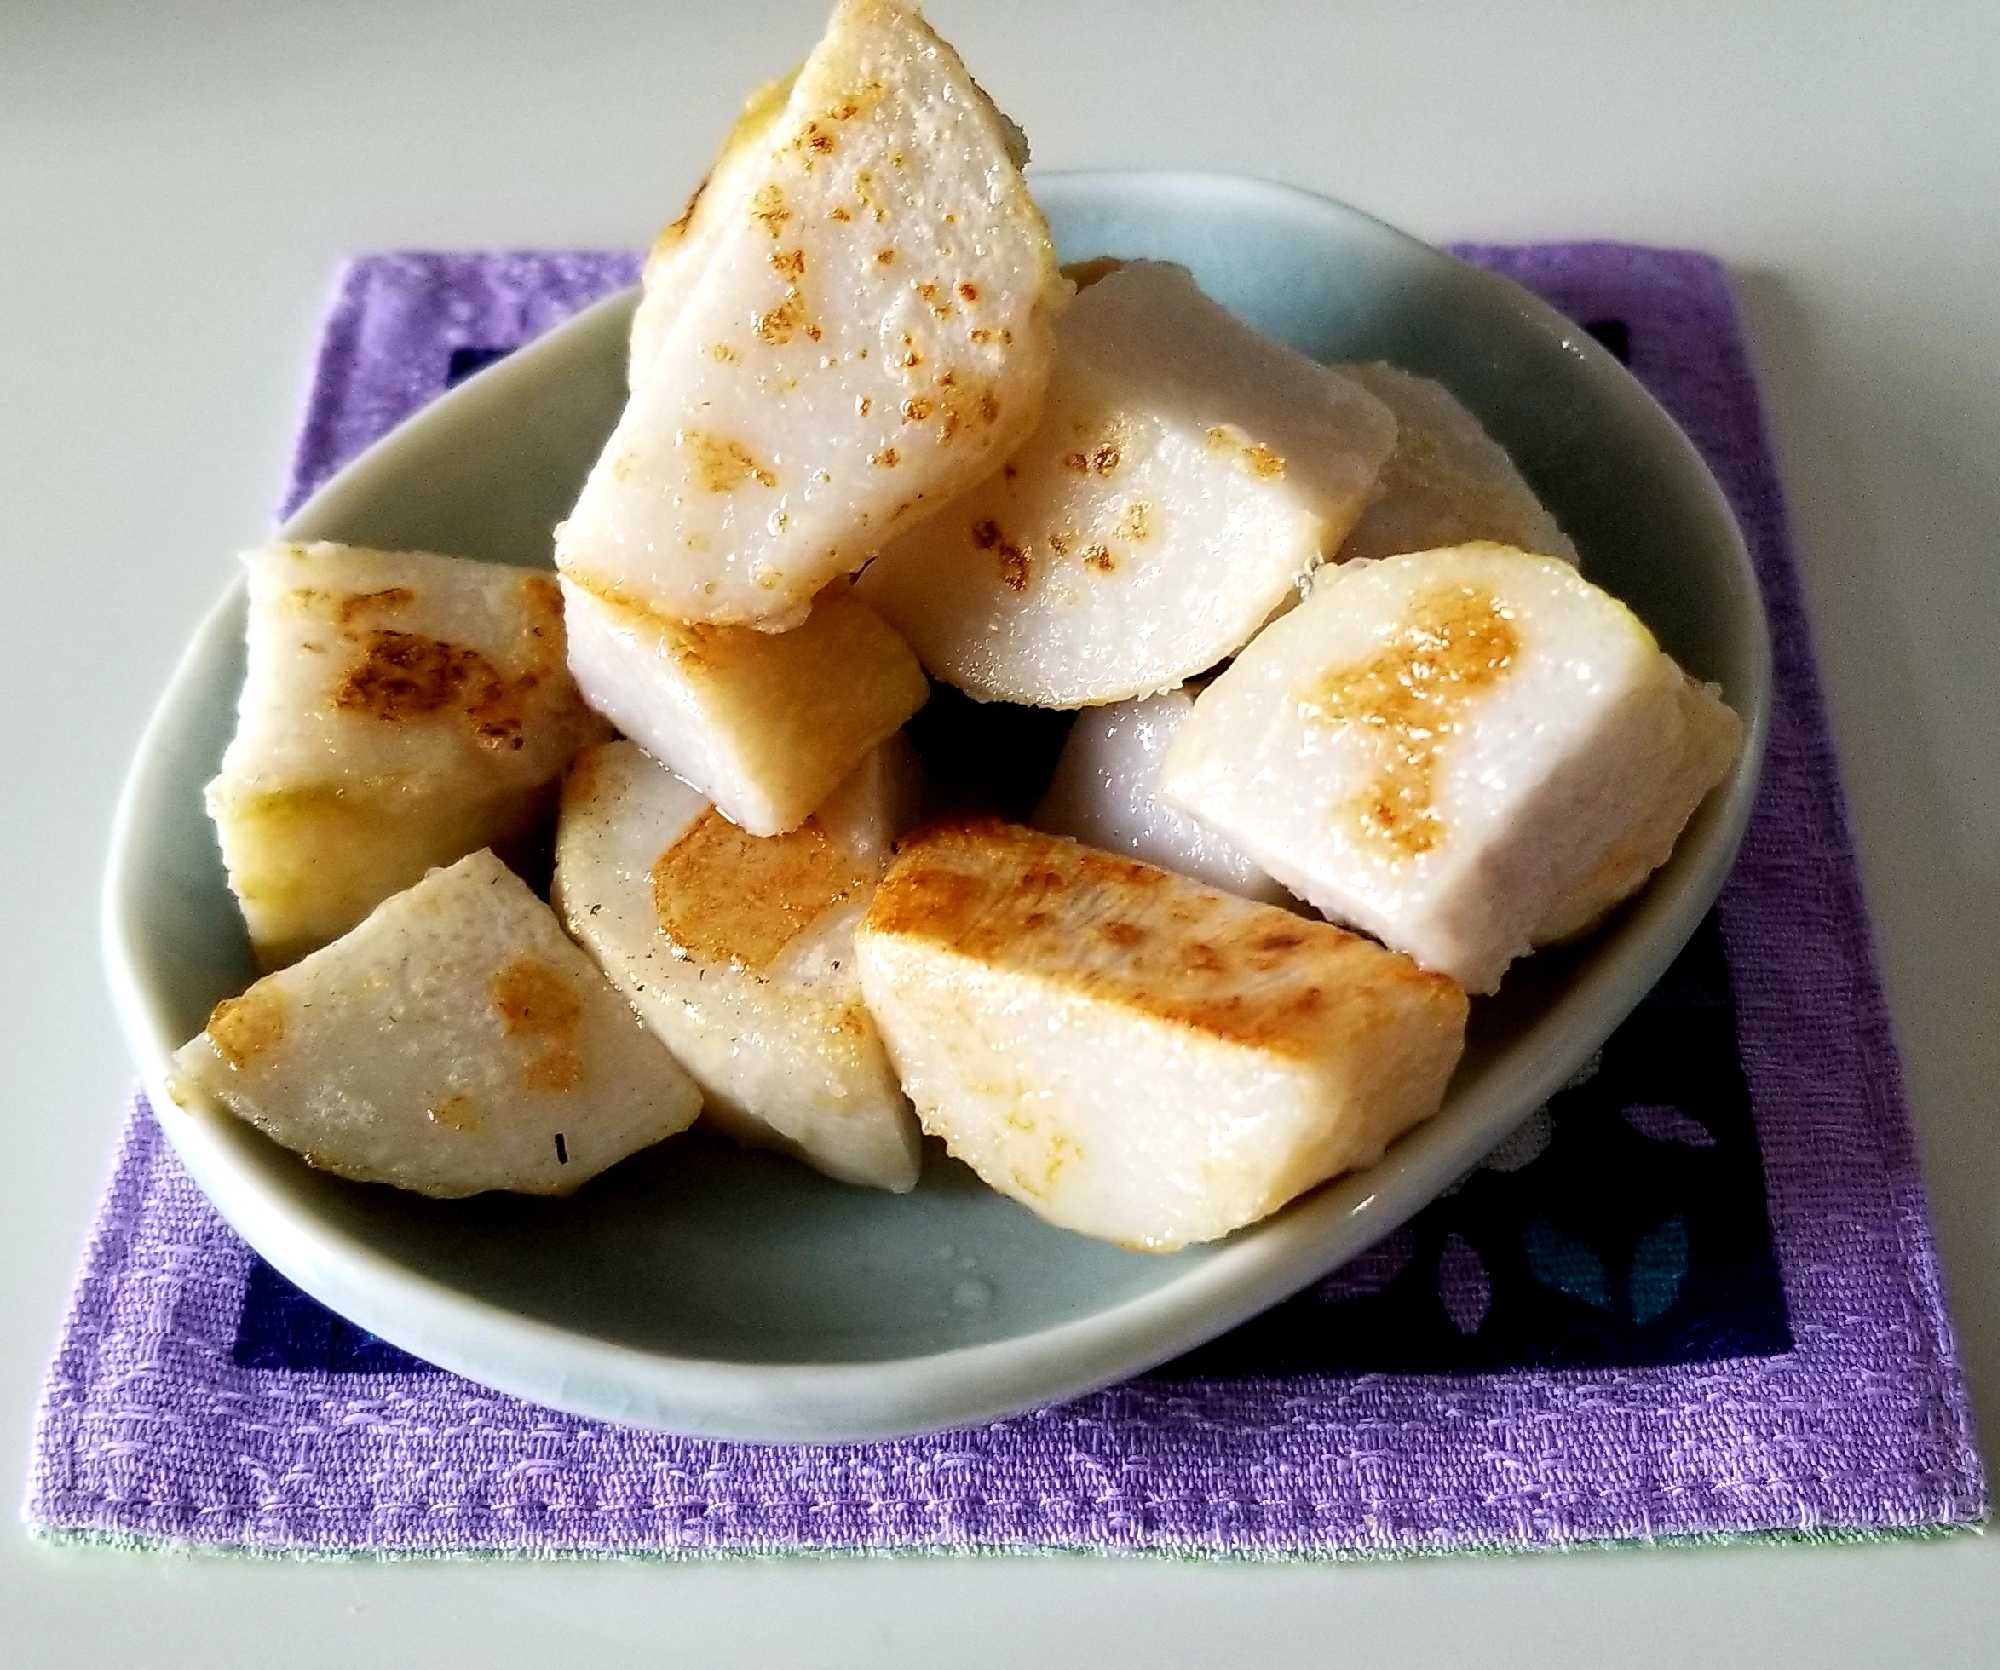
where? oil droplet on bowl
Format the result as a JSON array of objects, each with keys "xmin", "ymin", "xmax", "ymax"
[{"xmin": 951, "ymin": 1277, "xmax": 993, "ymax": 1310}]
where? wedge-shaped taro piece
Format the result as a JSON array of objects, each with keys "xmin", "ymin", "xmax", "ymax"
[
  {"xmin": 1334, "ymin": 362, "xmax": 1578, "ymax": 566},
  {"xmin": 1160, "ymin": 543, "xmax": 1743, "ymax": 993},
  {"xmin": 1032, "ymin": 690, "xmax": 1293, "ymax": 907},
  {"xmin": 558, "ymin": 0, "xmax": 1064, "ymax": 629},
  {"xmin": 553, "ymin": 737, "xmax": 923, "ymax": 1191},
  {"xmin": 856, "ymin": 262, "xmax": 1398, "ymax": 706},
  {"xmin": 560, "ymin": 575, "xmax": 927, "ymax": 837},
  {"xmin": 855, "ymin": 819, "xmax": 1467, "ymax": 1250},
  {"xmin": 171, "ymin": 851, "xmax": 701, "ymax": 1198},
  {"xmin": 629, "ymin": 70, "xmax": 800, "ymax": 386},
  {"xmin": 207, "ymin": 542, "xmax": 610, "ymax": 969}
]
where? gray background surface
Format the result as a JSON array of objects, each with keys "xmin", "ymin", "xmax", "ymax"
[{"xmin": 4, "ymin": 1, "xmax": 1995, "ymax": 1662}]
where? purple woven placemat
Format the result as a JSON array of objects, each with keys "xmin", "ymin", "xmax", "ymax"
[{"xmin": 27, "ymin": 245, "xmax": 1986, "ymax": 1557}]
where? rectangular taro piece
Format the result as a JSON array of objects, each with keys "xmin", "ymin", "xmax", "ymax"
[{"xmin": 855, "ymin": 817, "xmax": 1467, "ymax": 1251}]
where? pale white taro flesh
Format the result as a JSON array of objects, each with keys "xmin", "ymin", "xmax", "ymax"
[
  {"xmin": 856, "ymin": 261, "xmax": 1398, "ymax": 706},
  {"xmin": 628, "ymin": 69, "xmax": 800, "ymax": 387},
  {"xmin": 855, "ymin": 818, "xmax": 1468, "ymax": 1251},
  {"xmin": 560, "ymin": 575, "xmax": 926, "ymax": 836},
  {"xmin": 1532, "ymin": 668, "xmax": 1742, "ymax": 944},
  {"xmin": 1032, "ymin": 690, "xmax": 1294, "ymax": 907},
  {"xmin": 557, "ymin": 0, "xmax": 1065, "ymax": 629},
  {"xmin": 1159, "ymin": 543, "xmax": 1742, "ymax": 994},
  {"xmin": 207, "ymin": 542, "xmax": 610, "ymax": 970},
  {"xmin": 552, "ymin": 736, "xmax": 924, "ymax": 1191},
  {"xmin": 170, "ymin": 850, "xmax": 701, "ymax": 1198},
  {"xmin": 1335, "ymin": 362, "xmax": 1578, "ymax": 566}
]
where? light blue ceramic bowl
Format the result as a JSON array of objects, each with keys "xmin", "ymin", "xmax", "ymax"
[{"xmin": 103, "ymin": 172, "xmax": 1770, "ymax": 1441}]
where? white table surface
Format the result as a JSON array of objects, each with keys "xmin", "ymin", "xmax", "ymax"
[{"xmin": 5, "ymin": 1, "xmax": 1996, "ymax": 1662}]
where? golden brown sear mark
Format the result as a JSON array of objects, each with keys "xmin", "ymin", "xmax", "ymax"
[
  {"xmin": 794, "ymin": 119, "xmax": 836, "ymax": 161},
  {"xmin": 331, "ymin": 631, "xmax": 490, "ymax": 721},
  {"xmin": 651, "ymin": 811, "xmax": 870, "ymax": 972},
  {"xmin": 684, "ymin": 430, "xmax": 778, "ymax": 492},
  {"xmin": 333, "ymin": 587, "xmax": 415, "ymax": 627},
  {"xmin": 750, "ymin": 182, "xmax": 790, "ymax": 237},
  {"xmin": 665, "ymin": 172, "xmax": 711, "ymax": 242},
  {"xmin": 754, "ymin": 285, "xmax": 811, "ymax": 346},
  {"xmin": 971, "ymin": 519, "xmax": 1030, "ymax": 590},
  {"xmin": 333, "ymin": 630, "xmax": 539, "ymax": 751},
  {"xmin": 1064, "ymin": 442, "xmax": 1121, "ymax": 475},
  {"xmin": 824, "ymin": 81, "xmax": 882, "ymax": 123},
  {"xmin": 206, "ymin": 988, "xmax": 285, "ymax": 1070},
  {"xmin": 928, "ymin": 377, "xmax": 999, "ymax": 444},
  {"xmin": 1301, "ymin": 584, "xmax": 1520, "ymax": 859},
  {"xmin": 1207, "ymin": 425, "xmax": 1287, "ymax": 479},
  {"xmin": 491, "ymin": 957, "xmax": 585, "ymax": 1092}
]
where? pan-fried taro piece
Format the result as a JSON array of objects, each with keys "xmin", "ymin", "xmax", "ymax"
[
  {"xmin": 855, "ymin": 818, "xmax": 1468, "ymax": 1251},
  {"xmin": 558, "ymin": 575, "xmax": 926, "ymax": 838},
  {"xmin": 1160, "ymin": 543, "xmax": 1743, "ymax": 993},
  {"xmin": 554, "ymin": 736, "xmax": 925, "ymax": 1192},
  {"xmin": 207, "ymin": 541, "xmax": 610, "ymax": 969},
  {"xmin": 858, "ymin": 261, "xmax": 1397, "ymax": 707},
  {"xmin": 558, "ymin": 0, "xmax": 1067, "ymax": 630},
  {"xmin": 171, "ymin": 850, "xmax": 702, "ymax": 1198}
]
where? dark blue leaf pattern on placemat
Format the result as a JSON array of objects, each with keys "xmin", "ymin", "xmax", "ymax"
[
  {"xmin": 1629, "ymin": 1216, "xmax": 1692, "ymax": 1324},
  {"xmin": 1524, "ymin": 1219, "xmax": 1614, "ymax": 1310}
]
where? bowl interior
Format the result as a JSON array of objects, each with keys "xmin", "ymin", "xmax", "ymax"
[{"xmin": 105, "ymin": 172, "xmax": 1768, "ymax": 1438}]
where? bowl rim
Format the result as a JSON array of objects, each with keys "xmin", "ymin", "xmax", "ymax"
[{"xmin": 102, "ymin": 169, "xmax": 1772, "ymax": 1443}]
